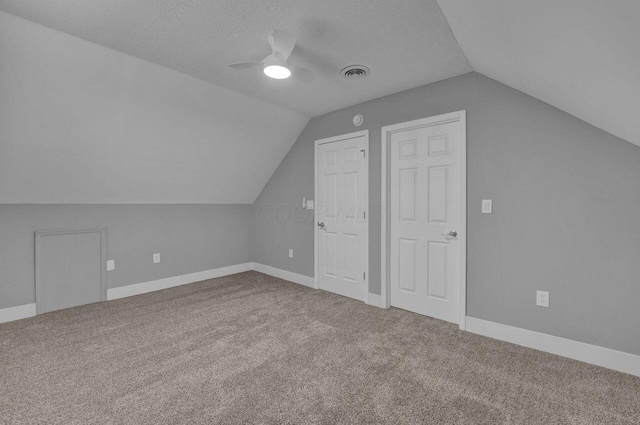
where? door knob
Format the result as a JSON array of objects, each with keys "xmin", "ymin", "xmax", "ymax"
[
  {"xmin": 442, "ymin": 230, "xmax": 457, "ymax": 237},
  {"xmin": 317, "ymin": 222, "xmax": 326, "ymax": 229}
]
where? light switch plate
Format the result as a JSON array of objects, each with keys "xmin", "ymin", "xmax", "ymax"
[
  {"xmin": 482, "ymin": 199, "xmax": 493, "ymax": 214},
  {"xmin": 306, "ymin": 200, "xmax": 314, "ymax": 210},
  {"xmin": 536, "ymin": 290, "xmax": 550, "ymax": 308},
  {"xmin": 153, "ymin": 253, "xmax": 161, "ymax": 264},
  {"xmin": 289, "ymin": 249, "xmax": 293, "ymax": 258},
  {"xmin": 106, "ymin": 260, "xmax": 115, "ymax": 271}
]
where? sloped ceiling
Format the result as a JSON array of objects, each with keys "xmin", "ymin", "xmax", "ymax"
[
  {"xmin": 1, "ymin": 1, "xmax": 637, "ymax": 206},
  {"xmin": 437, "ymin": 0, "xmax": 640, "ymax": 147},
  {"xmin": 0, "ymin": 0, "xmax": 471, "ymax": 117},
  {"xmin": 0, "ymin": 12, "xmax": 308, "ymax": 204}
]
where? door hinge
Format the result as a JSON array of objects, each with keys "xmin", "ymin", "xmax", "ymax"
[
  {"xmin": 360, "ymin": 149, "xmax": 366, "ymax": 158},
  {"xmin": 363, "ymin": 211, "xmax": 366, "ymax": 219},
  {"xmin": 363, "ymin": 272, "xmax": 366, "ymax": 280}
]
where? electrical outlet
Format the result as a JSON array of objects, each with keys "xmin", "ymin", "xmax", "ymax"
[
  {"xmin": 536, "ymin": 290, "xmax": 550, "ymax": 308},
  {"xmin": 106, "ymin": 260, "xmax": 115, "ymax": 271},
  {"xmin": 153, "ymin": 253, "xmax": 161, "ymax": 264},
  {"xmin": 306, "ymin": 200, "xmax": 314, "ymax": 210},
  {"xmin": 289, "ymin": 249, "xmax": 293, "ymax": 258},
  {"xmin": 482, "ymin": 199, "xmax": 493, "ymax": 214}
]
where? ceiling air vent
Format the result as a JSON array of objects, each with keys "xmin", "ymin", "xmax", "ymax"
[{"xmin": 340, "ymin": 65, "xmax": 370, "ymax": 80}]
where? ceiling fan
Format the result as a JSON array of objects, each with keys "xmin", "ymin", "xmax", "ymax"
[{"xmin": 228, "ymin": 30, "xmax": 314, "ymax": 82}]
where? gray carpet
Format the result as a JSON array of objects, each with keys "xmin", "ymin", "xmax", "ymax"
[{"xmin": 1, "ymin": 271, "xmax": 639, "ymax": 424}]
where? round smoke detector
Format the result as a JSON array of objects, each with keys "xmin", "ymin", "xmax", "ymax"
[{"xmin": 340, "ymin": 65, "xmax": 370, "ymax": 80}]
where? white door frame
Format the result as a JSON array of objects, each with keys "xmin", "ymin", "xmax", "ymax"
[
  {"xmin": 314, "ymin": 130, "xmax": 369, "ymax": 302},
  {"xmin": 381, "ymin": 111, "xmax": 467, "ymax": 329}
]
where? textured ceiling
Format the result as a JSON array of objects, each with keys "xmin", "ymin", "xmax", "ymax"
[
  {"xmin": 437, "ymin": 0, "xmax": 640, "ymax": 147},
  {"xmin": 0, "ymin": 0, "xmax": 472, "ymax": 118},
  {"xmin": 0, "ymin": 11, "xmax": 308, "ymax": 204}
]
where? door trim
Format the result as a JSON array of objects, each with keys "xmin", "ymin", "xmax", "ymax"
[
  {"xmin": 314, "ymin": 130, "xmax": 369, "ymax": 301},
  {"xmin": 381, "ymin": 111, "xmax": 467, "ymax": 329},
  {"xmin": 35, "ymin": 227, "xmax": 108, "ymax": 314}
]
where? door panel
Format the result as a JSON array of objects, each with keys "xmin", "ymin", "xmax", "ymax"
[
  {"xmin": 343, "ymin": 233, "xmax": 359, "ymax": 282},
  {"xmin": 399, "ymin": 168, "xmax": 417, "ymax": 221},
  {"xmin": 428, "ymin": 166, "xmax": 448, "ymax": 222},
  {"xmin": 317, "ymin": 134, "xmax": 368, "ymax": 302},
  {"xmin": 390, "ymin": 121, "xmax": 461, "ymax": 323},
  {"xmin": 398, "ymin": 238, "xmax": 417, "ymax": 293},
  {"xmin": 427, "ymin": 241, "xmax": 448, "ymax": 299}
]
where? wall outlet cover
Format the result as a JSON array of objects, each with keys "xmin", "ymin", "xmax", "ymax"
[
  {"xmin": 482, "ymin": 199, "xmax": 493, "ymax": 214},
  {"xmin": 306, "ymin": 200, "xmax": 314, "ymax": 210},
  {"xmin": 536, "ymin": 290, "xmax": 550, "ymax": 307},
  {"xmin": 106, "ymin": 260, "xmax": 115, "ymax": 271},
  {"xmin": 153, "ymin": 253, "xmax": 161, "ymax": 264},
  {"xmin": 289, "ymin": 249, "xmax": 294, "ymax": 258}
]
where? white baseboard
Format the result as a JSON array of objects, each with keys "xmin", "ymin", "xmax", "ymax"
[
  {"xmin": 466, "ymin": 317, "xmax": 640, "ymax": 377},
  {"xmin": 0, "ymin": 303, "xmax": 36, "ymax": 324},
  {"xmin": 251, "ymin": 263, "xmax": 315, "ymax": 288},
  {"xmin": 107, "ymin": 262, "xmax": 253, "ymax": 300},
  {"xmin": 2, "ymin": 263, "xmax": 306, "ymax": 324},
  {"xmin": 366, "ymin": 292, "xmax": 386, "ymax": 308}
]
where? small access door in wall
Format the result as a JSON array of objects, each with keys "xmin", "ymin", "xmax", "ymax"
[{"xmin": 35, "ymin": 228, "xmax": 107, "ymax": 314}]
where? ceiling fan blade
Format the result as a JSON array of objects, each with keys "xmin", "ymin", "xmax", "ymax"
[
  {"xmin": 228, "ymin": 61, "xmax": 264, "ymax": 70},
  {"xmin": 269, "ymin": 29, "xmax": 296, "ymax": 61},
  {"xmin": 289, "ymin": 63, "xmax": 315, "ymax": 83}
]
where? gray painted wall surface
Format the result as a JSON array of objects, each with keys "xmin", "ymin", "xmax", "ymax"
[
  {"xmin": 0, "ymin": 204, "xmax": 251, "ymax": 309},
  {"xmin": 251, "ymin": 72, "xmax": 640, "ymax": 355}
]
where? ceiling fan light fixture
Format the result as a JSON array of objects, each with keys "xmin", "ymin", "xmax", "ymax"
[
  {"xmin": 229, "ymin": 30, "xmax": 313, "ymax": 82},
  {"xmin": 264, "ymin": 64, "xmax": 291, "ymax": 79}
]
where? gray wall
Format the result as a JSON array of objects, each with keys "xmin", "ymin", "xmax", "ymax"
[
  {"xmin": 251, "ymin": 72, "xmax": 640, "ymax": 355},
  {"xmin": 0, "ymin": 204, "xmax": 251, "ymax": 309}
]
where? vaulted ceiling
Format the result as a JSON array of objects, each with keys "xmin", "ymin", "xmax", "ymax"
[
  {"xmin": 1, "ymin": 0, "xmax": 636, "ymax": 147},
  {"xmin": 0, "ymin": 11, "xmax": 308, "ymax": 204},
  {"xmin": 0, "ymin": 0, "xmax": 472, "ymax": 117},
  {"xmin": 0, "ymin": 1, "xmax": 637, "ymax": 204},
  {"xmin": 437, "ymin": 0, "xmax": 640, "ymax": 147}
]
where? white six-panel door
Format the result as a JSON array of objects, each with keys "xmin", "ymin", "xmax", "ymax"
[
  {"xmin": 389, "ymin": 120, "xmax": 462, "ymax": 323},
  {"xmin": 316, "ymin": 132, "xmax": 368, "ymax": 302}
]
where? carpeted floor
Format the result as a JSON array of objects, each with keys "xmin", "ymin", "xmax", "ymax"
[{"xmin": 1, "ymin": 271, "xmax": 639, "ymax": 424}]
